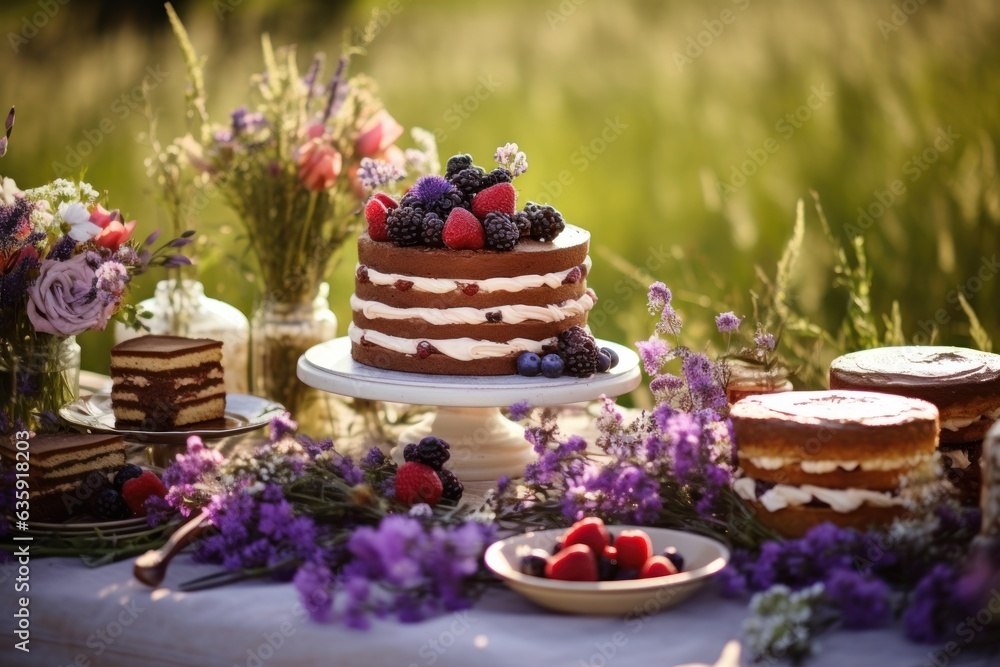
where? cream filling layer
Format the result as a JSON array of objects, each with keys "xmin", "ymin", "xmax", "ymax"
[
  {"xmin": 350, "ymin": 293, "xmax": 595, "ymax": 325},
  {"xmin": 745, "ymin": 453, "xmax": 931, "ymax": 473},
  {"xmin": 360, "ymin": 257, "xmax": 593, "ymax": 294},
  {"xmin": 733, "ymin": 476, "xmax": 902, "ymax": 513},
  {"xmin": 349, "ymin": 323, "xmax": 555, "ymax": 361},
  {"xmin": 941, "ymin": 407, "xmax": 1000, "ymax": 431}
]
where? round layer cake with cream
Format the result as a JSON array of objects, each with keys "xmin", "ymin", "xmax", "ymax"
[
  {"xmin": 730, "ymin": 390, "xmax": 940, "ymax": 537},
  {"xmin": 351, "ymin": 224, "xmax": 594, "ymax": 375},
  {"xmin": 829, "ymin": 346, "xmax": 1000, "ymax": 445}
]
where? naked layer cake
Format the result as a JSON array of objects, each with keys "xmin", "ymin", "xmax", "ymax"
[
  {"xmin": 730, "ymin": 390, "xmax": 939, "ymax": 537},
  {"xmin": 111, "ymin": 335, "xmax": 225, "ymax": 430},
  {"xmin": 1, "ymin": 433, "xmax": 126, "ymax": 522},
  {"xmin": 352, "ymin": 146, "xmax": 602, "ymax": 376}
]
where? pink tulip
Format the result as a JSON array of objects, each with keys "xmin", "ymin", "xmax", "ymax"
[
  {"xmin": 95, "ymin": 220, "xmax": 137, "ymax": 250},
  {"xmin": 304, "ymin": 121, "xmax": 326, "ymax": 140},
  {"xmin": 89, "ymin": 203, "xmax": 118, "ymax": 228},
  {"xmin": 297, "ymin": 139, "xmax": 342, "ymax": 191},
  {"xmin": 355, "ymin": 109, "xmax": 403, "ymax": 158}
]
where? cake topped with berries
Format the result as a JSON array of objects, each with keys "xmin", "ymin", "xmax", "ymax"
[{"xmin": 353, "ymin": 143, "xmax": 613, "ymax": 377}]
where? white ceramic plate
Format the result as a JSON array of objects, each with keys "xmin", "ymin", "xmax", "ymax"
[
  {"xmin": 485, "ymin": 526, "xmax": 729, "ymax": 616},
  {"xmin": 59, "ymin": 392, "xmax": 285, "ymax": 444}
]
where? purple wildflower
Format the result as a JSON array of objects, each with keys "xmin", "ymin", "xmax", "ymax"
[
  {"xmin": 495, "ymin": 475, "xmax": 511, "ymax": 495},
  {"xmin": 94, "ymin": 260, "xmax": 128, "ymax": 306},
  {"xmin": 294, "ymin": 559, "xmax": 335, "ymax": 622},
  {"xmin": 269, "ymin": 412, "xmax": 297, "ymax": 442},
  {"xmin": 357, "ymin": 157, "xmax": 405, "ymax": 191},
  {"xmin": 647, "ymin": 282, "xmax": 672, "ymax": 313},
  {"xmin": 824, "ymin": 568, "xmax": 891, "ymax": 629},
  {"xmin": 411, "ymin": 175, "xmax": 457, "ymax": 205},
  {"xmin": 46, "ymin": 234, "xmax": 77, "ymax": 261},
  {"xmin": 714, "ymin": 311, "xmax": 743, "ymax": 334},
  {"xmin": 561, "ymin": 462, "xmax": 662, "ymax": 524},
  {"xmin": 230, "ymin": 106, "xmax": 267, "ymax": 134},
  {"xmin": 754, "ymin": 329, "xmax": 776, "ymax": 351},
  {"xmin": 637, "ymin": 337, "xmax": 670, "ymax": 375},
  {"xmin": 143, "ymin": 494, "xmax": 174, "ymax": 528},
  {"xmin": 162, "ymin": 436, "xmax": 225, "ymax": 516},
  {"xmin": 903, "ymin": 564, "xmax": 964, "ymax": 643},
  {"xmin": 360, "ymin": 447, "xmax": 386, "ymax": 470},
  {"xmin": 508, "ymin": 400, "xmax": 533, "ymax": 421},
  {"xmin": 681, "ymin": 353, "xmax": 727, "ymax": 412}
]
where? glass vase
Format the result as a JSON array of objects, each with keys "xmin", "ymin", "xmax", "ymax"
[
  {"xmin": 115, "ymin": 279, "xmax": 250, "ymax": 394},
  {"xmin": 725, "ymin": 360, "xmax": 793, "ymax": 405},
  {"xmin": 0, "ymin": 335, "xmax": 80, "ymax": 433},
  {"xmin": 251, "ymin": 283, "xmax": 338, "ymax": 435}
]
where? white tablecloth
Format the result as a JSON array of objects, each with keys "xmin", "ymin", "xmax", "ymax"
[{"xmin": 2, "ymin": 553, "xmax": 996, "ymax": 667}]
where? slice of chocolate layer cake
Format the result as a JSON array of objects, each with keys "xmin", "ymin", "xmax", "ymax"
[
  {"xmin": 1, "ymin": 433, "xmax": 126, "ymax": 522},
  {"xmin": 111, "ymin": 335, "xmax": 226, "ymax": 430}
]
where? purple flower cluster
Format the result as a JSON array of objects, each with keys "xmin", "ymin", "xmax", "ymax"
[
  {"xmin": 357, "ymin": 157, "xmax": 405, "ymax": 191},
  {"xmin": 295, "ymin": 515, "xmax": 494, "ymax": 628},
  {"xmin": 507, "ymin": 400, "xmax": 533, "ymax": 421},
  {"xmin": 903, "ymin": 564, "xmax": 965, "ymax": 643},
  {"xmin": 561, "ymin": 462, "xmax": 662, "ymax": 524},
  {"xmin": 162, "ymin": 436, "xmax": 225, "ymax": 516},
  {"xmin": 824, "ymin": 567, "xmax": 892, "ymax": 629},
  {"xmin": 646, "ymin": 281, "xmax": 682, "ymax": 335},
  {"xmin": 715, "ymin": 311, "xmax": 743, "ymax": 334}
]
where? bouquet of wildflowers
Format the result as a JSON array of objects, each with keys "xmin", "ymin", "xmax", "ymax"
[
  {"xmin": 160, "ymin": 415, "xmax": 494, "ymax": 628},
  {"xmin": 165, "ymin": 4, "xmax": 436, "ymax": 303},
  {"xmin": 0, "ymin": 109, "xmax": 191, "ymax": 432}
]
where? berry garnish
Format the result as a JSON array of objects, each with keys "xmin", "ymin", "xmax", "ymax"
[
  {"xmin": 615, "ymin": 530, "xmax": 654, "ymax": 571},
  {"xmin": 600, "ymin": 347, "xmax": 620, "ymax": 370},
  {"xmin": 562, "ymin": 267, "xmax": 582, "ymax": 285},
  {"xmin": 596, "ymin": 351, "xmax": 612, "ymax": 373},
  {"xmin": 523, "ymin": 202, "xmax": 566, "ymax": 242},
  {"xmin": 403, "ymin": 442, "xmax": 419, "ymax": 463},
  {"xmin": 364, "ymin": 198, "xmax": 390, "ymax": 242},
  {"xmin": 540, "ymin": 353, "xmax": 565, "ymax": 378},
  {"xmin": 662, "ymin": 547, "xmax": 685, "ymax": 572},
  {"xmin": 113, "ymin": 463, "xmax": 144, "ymax": 490},
  {"xmin": 121, "ymin": 471, "xmax": 167, "ymax": 517},
  {"xmin": 485, "ymin": 311, "xmax": 503, "ymax": 323},
  {"xmin": 483, "ymin": 212, "xmax": 519, "ymax": 252},
  {"xmin": 461, "ymin": 283, "xmax": 480, "ymax": 296},
  {"xmin": 93, "ymin": 488, "xmax": 128, "ymax": 520},
  {"xmin": 356, "ymin": 266, "xmax": 370, "ymax": 284},
  {"xmin": 394, "ymin": 279, "xmax": 414, "ymax": 291},
  {"xmin": 412, "ymin": 436, "xmax": 450, "ymax": 470},
  {"xmin": 520, "ymin": 549, "xmax": 550, "ymax": 577},
  {"xmin": 545, "ymin": 544, "xmax": 598, "ymax": 582},
  {"xmin": 516, "ymin": 352, "xmax": 542, "ymax": 377},
  {"xmin": 471, "ymin": 182, "xmax": 517, "ymax": 219},
  {"xmin": 511, "ymin": 211, "xmax": 532, "ymax": 238},
  {"xmin": 386, "ymin": 206, "xmax": 425, "ymax": 247},
  {"xmin": 562, "ymin": 517, "xmax": 610, "ymax": 555},
  {"xmin": 421, "ymin": 212, "xmax": 446, "ymax": 247},
  {"xmin": 416, "ymin": 341, "xmax": 437, "ymax": 359},
  {"xmin": 437, "ymin": 467, "xmax": 464, "ymax": 503},
  {"xmin": 639, "ymin": 555, "xmax": 679, "ymax": 579},
  {"xmin": 442, "ymin": 208, "xmax": 485, "ymax": 250},
  {"xmin": 372, "ymin": 192, "xmax": 399, "ymax": 210},
  {"xmin": 445, "ymin": 154, "xmax": 474, "ymax": 179},
  {"xmin": 558, "ymin": 326, "xmax": 599, "ymax": 378},
  {"xmin": 394, "ymin": 461, "xmax": 444, "ymax": 506}
]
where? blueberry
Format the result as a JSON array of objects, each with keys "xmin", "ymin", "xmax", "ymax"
[
  {"xmin": 662, "ymin": 546, "xmax": 685, "ymax": 572},
  {"xmin": 540, "ymin": 354, "xmax": 565, "ymax": 378},
  {"xmin": 600, "ymin": 347, "xmax": 619, "ymax": 370},
  {"xmin": 516, "ymin": 352, "xmax": 542, "ymax": 377},
  {"xmin": 613, "ymin": 568, "xmax": 639, "ymax": 581},
  {"xmin": 598, "ymin": 557, "xmax": 618, "ymax": 581},
  {"xmin": 596, "ymin": 351, "xmax": 612, "ymax": 373},
  {"xmin": 519, "ymin": 549, "xmax": 550, "ymax": 577},
  {"xmin": 113, "ymin": 464, "xmax": 143, "ymax": 491}
]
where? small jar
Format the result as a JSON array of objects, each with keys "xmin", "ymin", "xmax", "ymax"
[{"xmin": 725, "ymin": 359, "xmax": 792, "ymax": 405}]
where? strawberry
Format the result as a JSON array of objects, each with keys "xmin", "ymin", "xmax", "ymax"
[
  {"xmin": 394, "ymin": 461, "xmax": 443, "ymax": 506},
  {"xmin": 121, "ymin": 470, "xmax": 167, "ymax": 517},
  {"xmin": 615, "ymin": 529, "xmax": 654, "ymax": 570},
  {"xmin": 372, "ymin": 192, "xmax": 399, "ymax": 210},
  {"xmin": 442, "ymin": 208, "xmax": 485, "ymax": 250},
  {"xmin": 364, "ymin": 198, "xmax": 390, "ymax": 242},
  {"xmin": 471, "ymin": 183, "xmax": 516, "ymax": 219},
  {"xmin": 545, "ymin": 544, "xmax": 598, "ymax": 582},
  {"xmin": 562, "ymin": 517, "xmax": 609, "ymax": 556},
  {"xmin": 639, "ymin": 555, "xmax": 679, "ymax": 579}
]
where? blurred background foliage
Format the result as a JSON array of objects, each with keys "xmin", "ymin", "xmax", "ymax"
[{"xmin": 1, "ymin": 0, "xmax": 998, "ymax": 391}]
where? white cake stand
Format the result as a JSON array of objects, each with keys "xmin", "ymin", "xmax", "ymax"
[{"xmin": 296, "ymin": 337, "xmax": 641, "ymax": 481}]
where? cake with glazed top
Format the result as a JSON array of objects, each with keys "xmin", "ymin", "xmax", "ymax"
[
  {"xmin": 730, "ymin": 390, "xmax": 940, "ymax": 537},
  {"xmin": 353, "ymin": 145, "xmax": 603, "ymax": 376}
]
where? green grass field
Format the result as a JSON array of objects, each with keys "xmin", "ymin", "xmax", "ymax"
[{"xmin": 2, "ymin": 0, "xmax": 998, "ymax": 393}]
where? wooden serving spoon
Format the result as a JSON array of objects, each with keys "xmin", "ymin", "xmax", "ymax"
[{"xmin": 133, "ymin": 509, "xmax": 211, "ymax": 587}]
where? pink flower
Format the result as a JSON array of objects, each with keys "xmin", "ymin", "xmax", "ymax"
[
  {"xmin": 355, "ymin": 109, "xmax": 403, "ymax": 158},
  {"xmin": 297, "ymin": 139, "xmax": 342, "ymax": 191},
  {"xmin": 27, "ymin": 254, "xmax": 114, "ymax": 336},
  {"xmin": 89, "ymin": 204, "xmax": 136, "ymax": 250}
]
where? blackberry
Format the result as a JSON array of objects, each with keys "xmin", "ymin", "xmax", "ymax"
[
  {"xmin": 557, "ymin": 326, "xmax": 599, "ymax": 377},
  {"xmin": 421, "ymin": 212, "xmax": 445, "ymax": 247},
  {"xmin": 448, "ymin": 167, "xmax": 487, "ymax": 206},
  {"xmin": 483, "ymin": 167, "xmax": 512, "ymax": 187},
  {"xmin": 413, "ymin": 436, "xmax": 450, "ymax": 470},
  {"xmin": 445, "ymin": 153, "xmax": 474, "ymax": 178},
  {"xmin": 425, "ymin": 190, "xmax": 464, "ymax": 218},
  {"xmin": 437, "ymin": 467, "xmax": 464, "ymax": 503},
  {"xmin": 114, "ymin": 464, "xmax": 144, "ymax": 490},
  {"xmin": 78, "ymin": 471, "xmax": 112, "ymax": 515},
  {"xmin": 403, "ymin": 442, "xmax": 420, "ymax": 463},
  {"xmin": 399, "ymin": 192, "xmax": 420, "ymax": 208},
  {"xmin": 511, "ymin": 211, "xmax": 532, "ymax": 238},
  {"xmin": 386, "ymin": 206, "xmax": 425, "ymax": 247},
  {"xmin": 482, "ymin": 212, "xmax": 519, "ymax": 251},
  {"xmin": 93, "ymin": 488, "xmax": 128, "ymax": 520},
  {"xmin": 523, "ymin": 202, "xmax": 566, "ymax": 242}
]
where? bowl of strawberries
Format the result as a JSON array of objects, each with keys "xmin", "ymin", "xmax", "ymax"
[{"xmin": 484, "ymin": 517, "xmax": 729, "ymax": 615}]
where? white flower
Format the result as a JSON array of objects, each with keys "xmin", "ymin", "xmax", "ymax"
[
  {"xmin": 59, "ymin": 201, "xmax": 102, "ymax": 242},
  {"xmin": 30, "ymin": 200, "xmax": 54, "ymax": 233},
  {"xmin": 1, "ymin": 176, "xmax": 22, "ymax": 205}
]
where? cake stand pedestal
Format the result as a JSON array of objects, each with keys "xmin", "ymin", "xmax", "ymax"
[{"xmin": 297, "ymin": 337, "xmax": 641, "ymax": 481}]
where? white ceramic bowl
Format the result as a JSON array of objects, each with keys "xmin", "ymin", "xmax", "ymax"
[{"xmin": 485, "ymin": 525, "xmax": 729, "ymax": 616}]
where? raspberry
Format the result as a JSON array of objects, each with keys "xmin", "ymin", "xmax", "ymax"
[
  {"xmin": 437, "ymin": 467, "xmax": 464, "ymax": 503},
  {"xmin": 562, "ymin": 267, "xmax": 582, "ymax": 285},
  {"xmin": 416, "ymin": 341, "xmax": 438, "ymax": 358},
  {"xmin": 445, "ymin": 153, "xmax": 474, "ymax": 178},
  {"xmin": 113, "ymin": 463, "xmax": 144, "ymax": 490},
  {"xmin": 386, "ymin": 206, "xmax": 425, "ymax": 247},
  {"xmin": 394, "ymin": 461, "xmax": 443, "ymax": 506},
  {"xmin": 93, "ymin": 488, "xmax": 128, "ymax": 520},
  {"xmin": 511, "ymin": 211, "xmax": 532, "ymax": 238},
  {"xmin": 482, "ymin": 212, "xmax": 519, "ymax": 251},
  {"xmin": 121, "ymin": 470, "xmax": 167, "ymax": 517},
  {"xmin": 421, "ymin": 212, "xmax": 445, "ymax": 247},
  {"xmin": 442, "ymin": 208, "xmax": 485, "ymax": 250},
  {"xmin": 394, "ymin": 280, "xmax": 414, "ymax": 291},
  {"xmin": 471, "ymin": 183, "xmax": 517, "ymax": 219},
  {"xmin": 412, "ymin": 436, "xmax": 450, "ymax": 470},
  {"xmin": 461, "ymin": 283, "xmax": 480, "ymax": 296},
  {"xmin": 523, "ymin": 202, "xmax": 566, "ymax": 242},
  {"xmin": 557, "ymin": 326, "xmax": 599, "ymax": 378},
  {"xmin": 356, "ymin": 266, "xmax": 370, "ymax": 284}
]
